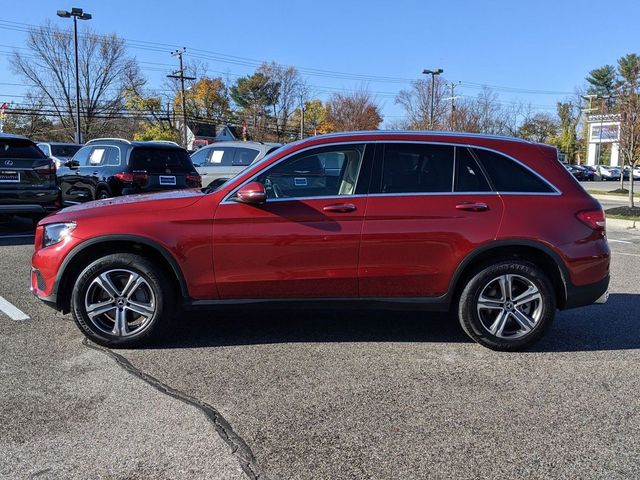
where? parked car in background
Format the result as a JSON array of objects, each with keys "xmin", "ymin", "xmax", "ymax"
[
  {"xmin": 191, "ymin": 141, "xmax": 281, "ymax": 190},
  {"xmin": 562, "ymin": 163, "xmax": 590, "ymax": 181},
  {"xmin": 597, "ymin": 165, "xmax": 621, "ymax": 181},
  {"xmin": 57, "ymin": 138, "xmax": 200, "ymax": 205},
  {"xmin": 0, "ymin": 133, "xmax": 60, "ymax": 222},
  {"xmin": 37, "ymin": 142, "xmax": 83, "ymax": 168},
  {"xmin": 32, "ymin": 131, "xmax": 609, "ymax": 352},
  {"xmin": 622, "ymin": 166, "xmax": 640, "ymax": 180}
]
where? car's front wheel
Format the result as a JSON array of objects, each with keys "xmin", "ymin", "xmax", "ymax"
[
  {"xmin": 71, "ymin": 253, "xmax": 174, "ymax": 347},
  {"xmin": 458, "ymin": 260, "xmax": 555, "ymax": 351}
]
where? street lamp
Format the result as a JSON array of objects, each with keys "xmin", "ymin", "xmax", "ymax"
[
  {"xmin": 57, "ymin": 7, "xmax": 92, "ymax": 144},
  {"xmin": 422, "ymin": 68, "xmax": 444, "ymax": 130}
]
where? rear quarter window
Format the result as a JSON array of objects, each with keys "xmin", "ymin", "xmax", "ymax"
[
  {"xmin": 472, "ymin": 148, "xmax": 554, "ymax": 193},
  {"xmin": 129, "ymin": 148, "xmax": 194, "ymax": 172}
]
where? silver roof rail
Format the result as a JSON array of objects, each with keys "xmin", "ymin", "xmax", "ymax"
[{"xmin": 86, "ymin": 137, "xmax": 132, "ymax": 145}]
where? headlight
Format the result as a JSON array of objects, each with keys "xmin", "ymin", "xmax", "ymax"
[{"xmin": 43, "ymin": 222, "xmax": 76, "ymax": 247}]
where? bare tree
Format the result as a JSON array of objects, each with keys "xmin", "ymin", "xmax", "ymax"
[
  {"xmin": 258, "ymin": 62, "xmax": 306, "ymax": 141},
  {"xmin": 617, "ymin": 53, "xmax": 640, "ymax": 208},
  {"xmin": 325, "ymin": 90, "xmax": 383, "ymax": 132},
  {"xmin": 395, "ymin": 77, "xmax": 448, "ymax": 130},
  {"xmin": 12, "ymin": 21, "xmax": 140, "ymax": 140}
]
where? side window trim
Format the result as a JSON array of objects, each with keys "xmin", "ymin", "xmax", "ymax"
[
  {"xmin": 221, "ymin": 141, "xmax": 374, "ymax": 203},
  {"xmin": 469, "ymin": 146, "xmax": 561, "ymax": 195}
]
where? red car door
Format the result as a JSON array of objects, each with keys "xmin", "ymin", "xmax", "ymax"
[
  {"xmin": 359, "ymin": 143, "xmax": 504, "ymax": 297},
  {"xmin": 213, "ymin": 143, "xmax": 372, "ymax": 299}
]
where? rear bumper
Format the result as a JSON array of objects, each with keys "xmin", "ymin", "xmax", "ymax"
[
  {"xmin": 563, "ymin": 274, "xmax": 610, "ymax": 310},
  {"xmin": 0, "ymin": 188, "xmax": 60, "ymax": 214}
]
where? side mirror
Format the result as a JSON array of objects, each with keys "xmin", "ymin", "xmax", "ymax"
[
  {"xmin": 234, "ymin": 181, "xmax": 267, "ymax": 204},
  {"xmin": 65, "ymin": 160, "xmax": 79, "ymax": 169}
]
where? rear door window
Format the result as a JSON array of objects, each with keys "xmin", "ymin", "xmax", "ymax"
[
  {"xmin": 454, "ymin": 147, "xmax": 491, "ymax": 192},
  {"xmin": 129, "ymin": 148, "xmax": 193, "ymax": 173},
  {"xmin": 205, "ymin": 148, "xmax": 234, "ymax": 167},
  {"xmin": 232, "ymin": 148, "xmax": 260, "ymax": 166},
  {"xmin": 471, "ymin": 148, "xmax": 554, "ymax": 193},
  {"xmin": 381, "ymin": 143, "xmax": 454, "ymax": 193}
]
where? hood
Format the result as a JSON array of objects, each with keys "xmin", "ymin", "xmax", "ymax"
[{"xmin": 44, "ymin": 189, "xmax": 205, "ymax": 223}]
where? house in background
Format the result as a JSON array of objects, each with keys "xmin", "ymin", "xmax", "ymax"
[{"xmin": 183, "ymin": 122, "xmax": 244, "ymax": 150}]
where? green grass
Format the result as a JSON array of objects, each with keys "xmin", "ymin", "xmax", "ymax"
[
  {"xmin": 588, "ymin": 189, "xmax": 640, "ymax": 198},
  {"xmin": 605, "ymin": 206, "xmax": 640, "ymax": 221}
]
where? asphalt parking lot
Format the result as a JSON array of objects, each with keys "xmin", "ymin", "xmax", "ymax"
[{"xmin": 1, "ymin": 215, "xmax": 639, "ymax": 479}]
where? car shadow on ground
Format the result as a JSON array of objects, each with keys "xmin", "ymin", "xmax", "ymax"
[{"xmin": 153, "ymin": 293, "xmax": 640, "ymax": 353}]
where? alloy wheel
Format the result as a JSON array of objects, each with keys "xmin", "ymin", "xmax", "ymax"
[
  {"xmin": 84, "ymin": 269, "xmax": 156, "ymax": 338},
  {"xmin": 476, "ymin": 274, "xmax": 543, "ymax": 339}
]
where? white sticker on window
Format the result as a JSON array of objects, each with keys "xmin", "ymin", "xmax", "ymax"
[
  {"xmin": 210, "ymin": 150, "xmax": 224, "ymax": 164},
  {"xmin": 89, "ymin": 148, "xmax": 105, "ymax": 165}
]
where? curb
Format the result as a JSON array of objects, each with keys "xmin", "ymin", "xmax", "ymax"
[
  {"xmin": 607, "ymin": 217, "xmax": 637, "ymax": 230},
  {"xmin": 590, "ymin": 193, "xmax": 640, "ymax": 202}
]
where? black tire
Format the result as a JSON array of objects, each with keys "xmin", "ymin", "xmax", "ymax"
[
  {"xmin": 71, "ymin": 253, "xmax": 175, "ymax": 347},
  {"xmin": 458, "ymin": 260, "xmax": 556, "ymax": 351},
  {"xmin": 96, "ymin": 189, "xmax": 110, "ymax": 200}
]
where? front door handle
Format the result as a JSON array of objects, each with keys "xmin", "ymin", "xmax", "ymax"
[
  {"xmin": 323, "ymin": 203, "xmax": 357, "ymax": 213},
  {"xmin": 456, "ymin": 202, "xmax": 489, "ymax": 212}
]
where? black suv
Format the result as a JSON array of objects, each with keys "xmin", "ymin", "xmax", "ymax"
[
  {"xmin": 57, "ymin": 138, "xmax": 201, "ymax": 204},
  {"xmin": 0, "ymin": 133, "xmax": 59, "ymax": 221}
]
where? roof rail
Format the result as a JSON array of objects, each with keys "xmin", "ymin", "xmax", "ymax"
[
  {"xmin": 86, "ymin": 137, "xmax": 132, "ymax": 145},
  {"xmin": 146, "ymin": 140, "xmax": 181, "ymax": 146}
]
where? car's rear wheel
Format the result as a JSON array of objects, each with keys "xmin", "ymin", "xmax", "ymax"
[
  {"xmin": 71, "ymin": 253, "xmax": 174, "ymax": 347},
  {"xmin": 96, "ymin": 189, "xmax": 109, "ymax": 200},
  {"xmin": 458, "ymin": 260, "xmax": 555, "ymax": 351}
]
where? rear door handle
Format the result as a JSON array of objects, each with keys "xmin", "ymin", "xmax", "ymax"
[
  {"xmin": 323, "ymin": 203, "xmax": 357, "ymax": 213},
  {"xmin": 456, "ymin": 202, "xmax": 489, "ymax": 212}
]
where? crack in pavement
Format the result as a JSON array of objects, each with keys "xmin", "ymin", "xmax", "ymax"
[{"xmin": 82, "ymin": 338, "xmax": 266, "ymax": 480}]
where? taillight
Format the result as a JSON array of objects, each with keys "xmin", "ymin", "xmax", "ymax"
[
  {"xmin": 186, "ymin": 172, "xmax": 201, "ymax": 188},
  {"xmin": 577, "ymin": 209, "xmax": 606, "ymax": 231},
  {"xmin": 114, "ymin": 172, "xmax": 133, "ymax": 183},
  {"xmin": 115, "ymin": 171, "xmax": 148, "ymax": 187},
  {"xmin": 34, "ymin": 160, "xmax": 56, "ymax": 177}
]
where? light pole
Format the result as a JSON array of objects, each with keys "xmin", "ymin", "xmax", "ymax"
[
  {"xmin": 57, "ymin": 7, "xmax": 91, "ymax": 144},
  {"xmin": 422, "ymin": 68, "xmax": 443, "ymax": 130}
]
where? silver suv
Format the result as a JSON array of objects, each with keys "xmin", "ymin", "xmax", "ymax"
[{"xmin": 191, "ymin": 141, "xmax": 281, "ymax": 189}]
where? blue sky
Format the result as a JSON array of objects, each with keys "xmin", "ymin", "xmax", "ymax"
[{"xmin": 1, "ymin": 0, "xmax": 639, "ymax": 125}]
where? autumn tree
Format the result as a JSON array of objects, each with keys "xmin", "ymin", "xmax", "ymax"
[
  {"xmin": 324, "ymin": 90, "xmax": 382, "ymax": 132},
  {"xmin": 517, "ymin": 113, "xmax": 559, "ymax": 143},
  {"xmin": 290, "ymin": 99, "xmax": 329, "ymax": 137},
  {"xmin": 12, "ymin": 21, "xmax": 141, "ymax": 141},
  {"xmin": 174, "ymin": 76, "xmax": 231, "ymax": 123},
  {"xmin": 555, "ymin": 101, "xmax": 580, "ymax": 163},
  {"xmin": 230, "ymin": 72, "xmax": 278, "ymax": 140},
  {"xmin": 2, "ymin": 94, "xmax": 55, "ymax": 140}
]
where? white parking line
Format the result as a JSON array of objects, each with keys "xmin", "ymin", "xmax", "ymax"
[
  {"xmin": 612, "ymin": 251, "xmax": 640, "ymax": 257},
  {"xmin": 0, "ymin": 296, "xmax": 30, "ymax": 321},
  {"xmin": 609, "ymin": 239, "xmax": 633, "ymax": 244}
]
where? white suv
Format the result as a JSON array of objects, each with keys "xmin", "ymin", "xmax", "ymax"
[{"xmin": 191, "ymin": 141, "xmax": 281, "ymax": 189}]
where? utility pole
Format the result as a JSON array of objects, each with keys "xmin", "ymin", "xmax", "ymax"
[
  {"xmin": 448, "ymin": 81, "xmax": 461, "ymax": 130},
  {"xmin": 422, "ymin": 68, "xmax": 444, "ymax": 130},
  {"xmin": 167, "ymin": 48, "xmax": 195, "ymax": 148},
  {"xmin": 299, "ymin": 95, "xmax": 305, "ymax": 140}
]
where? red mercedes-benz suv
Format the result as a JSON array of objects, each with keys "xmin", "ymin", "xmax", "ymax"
[{"xmin": 31, "ymin": 131, "xmax": 610, "ymax": 350}]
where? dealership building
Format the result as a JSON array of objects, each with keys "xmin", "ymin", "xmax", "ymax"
[{"xmin": 586, "ymin": 113, "xmax": 620, "ymax": 166}]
